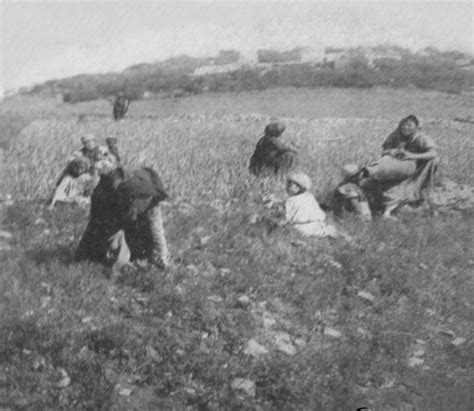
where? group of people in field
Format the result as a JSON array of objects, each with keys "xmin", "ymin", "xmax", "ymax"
[
  {"xmin": 249, "ymin": 114, "xmax": 439, "ymax": 224},
  {"xmin": 48, "ymin": 110, "xmax": 447, "ymax": 275}
]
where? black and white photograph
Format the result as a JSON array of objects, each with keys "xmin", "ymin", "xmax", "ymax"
[{"xmin": 1, "ymin": 1, "xmax": 473, "ymax": 409}]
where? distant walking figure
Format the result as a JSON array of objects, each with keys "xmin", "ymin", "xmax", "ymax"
[
  {"xmin": 249, "ymin": 122, "xmax": 298, "ymax": 177},
  {"xmin": 112, "ymin": 92, "xmax": 130, "ymax": 121}
]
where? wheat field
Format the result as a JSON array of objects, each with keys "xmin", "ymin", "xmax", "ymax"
[{"xmin": 1, "ymin": 89, "xmax": 473, "ymax": 410}]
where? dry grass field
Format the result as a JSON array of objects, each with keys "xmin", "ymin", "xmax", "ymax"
[{"xmin": 1, "ymin": 88, "xmax": 473, "ymax": 410}]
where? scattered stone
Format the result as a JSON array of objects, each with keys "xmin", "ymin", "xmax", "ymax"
[
  {"xmin": 82, "ymin": 317, "xmax": 93, "ymax": 324},
  {"xmin": 118, "ymin": 387, "xmax": 133, "ymax": 396},
  {"xmin": 32, "ymin": 356, "xmax": 46, "ymax": 371},
  {"xmin": 262, "ymin": 312, "xmax": 277, "ymax": 328},
  {"xmin": 244, "ymin": 339, "xmax": 269, "ymax": 357},
  {"xmin": 419, "ymin": 263, "xmax": 428, "ymax": 270},
  {"xmin": 357, "ymin": 327, "xmax": 370, "ymax": 336},
  {"xmin": 438, "ymin": 329, "xmax": 455, "ymax": 338},
  {"xmin": 415, "ymin": 339, "xmax": 426, "ymax": 345},
  {"xmin": 175, "ymin": 285, "xmax": 185, "ymax": 295},
  {"xmin": 0, "ymin": 231, "xmax": 13, "ymax": 240},
  {"xmin": 40, "ymin": 296, "xmax": 51, "ymax": 309},
  {"xmin": 199, "ymin": 236, "xmax": 211, "ymax": 247},
  {"xmin": 451, "ymin": 337, "xmax": 467, "ymax": 346},
  {"xmin": 220, "ymin": 268, "xmax": 231, "ymax": 275},
  {"xmin": 207, "ymin": 295, "xmax": 223, "ymax": 303},
  {"xmin": 56, "ymin": 369, "xmax": 71, "ymax": 388},
  {"xmin": 237, "ymin": 295, "xmax": 251, "ymax": 307},
  {"xmin": 413, "ymin": 349, "xmax": 425, "ymax": 357},
  {"xmin": 323, "ymin": 327, "xmax": 342, "ymax": 338},
  {"xmin": 407, "ymin": 357, "xmax": 424, "ymax": 368},
  {"xmin": 231, "ymin": 378, "xmax": 256, "ymax": 397},
  {"xmin": 327, "ymin": 259, "xmax": 343, "ymax": 269},
  {"xmin": 249, "ymin": 214, "xmax": 259, "ymax": 224},
  {"xmin": 294, "ymin": 338, "xmax": 306, "ymax": 347},
  {"xmin": 274, "ymin": 332, "xmax": 297, "ymax": 356},
  {"xmin": 146, "ymin": 345, "xmax": 163, "ymax": 363},
  {"xmin": 357, "ymin": 291, "xmax": 375, "ymax": 302},
  {"xmin": 34, "ymin": 218, "xmax": 46, "ymax": 225}
]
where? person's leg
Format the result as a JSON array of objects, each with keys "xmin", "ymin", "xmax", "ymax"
[
  {"xmin": 106, "ymin": 230, "xmax": 131, "ymax": 273},
  {"xmin": 148, "ymin": 204, "xmax": 170, "ymax": 268},
  {"xmin": 350, "ymin": 198, "xmax": 372, "ymax": 221}
]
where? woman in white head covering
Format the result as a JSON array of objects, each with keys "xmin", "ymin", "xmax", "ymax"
[{"xmin": 284, "ymin": 172, "xmax": 352, "ymax": 242}]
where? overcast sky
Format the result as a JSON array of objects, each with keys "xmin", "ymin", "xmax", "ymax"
[{"xmin": 1, "ymin": 1, "xmax": 473, "ymax": 90}]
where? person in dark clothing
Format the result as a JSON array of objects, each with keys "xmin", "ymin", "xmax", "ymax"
[
  {"xmin": 105, "ymin": 137, "xmax": 121, "ymax": 164},
  {"xmin": 249, "ymin": 122, "xmax": 298, "ymax": 177},
  {"xmin": 76, "ymin": 166, "xmax": 170, "ymax": 273},
  {"xmin": 330, "ymin": 164, "xmax": 373, "ymax": 220},
  {"xmin": 112, "ymin": 92, "xmax": 130, "ymax": 121}
]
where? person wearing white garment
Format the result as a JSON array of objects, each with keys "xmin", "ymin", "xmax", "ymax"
[{"xmin": 284, "ymin": 172, "xmax": 353, "ymax": 242}]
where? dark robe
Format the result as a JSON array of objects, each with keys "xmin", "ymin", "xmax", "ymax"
[{"xmin": 76, "ymin": 167, "xmax": 168, "ymax": 264}]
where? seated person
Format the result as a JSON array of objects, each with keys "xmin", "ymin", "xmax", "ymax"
[
  {"xmin": 362, "ymin": 115, "xmax": 438, "ymax": 219},
  {"xmin": 333, "ymin": 116, "xmax": 438, "ymax": 220},
  {"xmin": 249, "ymin": 122, "xmax": 298, "ymax": 177},
  {"xmin": 75, "ymin": 166, "xmax": 170, "ymax": 274},
  {"xmin": 48, "ymin": 156, "xmax": 96, "ymax": 209},
  {"xmin": 73, "ymin": 134, "xmax": 118, "ymax": 174},
  {"xmin": 284, "ymin": 172, "xmax": 353, "ymax": 243}
]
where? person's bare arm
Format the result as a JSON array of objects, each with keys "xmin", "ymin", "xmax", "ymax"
[{"xmin": 399, "ymin": 147, "xmax": 438, "ymax": 161}]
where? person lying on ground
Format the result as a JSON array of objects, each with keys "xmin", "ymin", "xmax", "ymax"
[
  {"xmin": 75, "ymin": 166, "xmax": 170, "ymax": 275},
  {"xmin": 47, "ymin": 156, "xmax": 97, "ymax": 209},
  {"xmin": 282, "ymin": 172, "xmax": 353, "ymax": 243},
  {"xmin": 249, "ymin": 121, "xmax": 298, "ymax": 177}
]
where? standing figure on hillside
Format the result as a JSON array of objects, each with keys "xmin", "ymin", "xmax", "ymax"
[
  {"xmin": 48, "ymin": 134, "xmax": 117, "ymax": 209},
  {"xmin": 76, "ymin": 166, "xmax": 170, "ymax": 273},
  {"xmin": 249, "ymin": 121, "xmax": 298, "ymax": 177},
  {"xmin": 112, "ymin": 92, "xmax": 130, "ymax": 121}
]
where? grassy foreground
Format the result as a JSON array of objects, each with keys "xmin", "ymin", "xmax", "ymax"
[{"xmin": 1, "ymin": 90, "xmax": 473, "ymax": 410}]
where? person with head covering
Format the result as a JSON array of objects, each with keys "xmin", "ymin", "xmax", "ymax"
[
  {"xmin": 48, "ymin": 135, "xmax": 118, "ymax": 209},
  {"xmin": 47, "ymin": 156, "xmax": 96, "ymax": 209},
  {"xmin": 249, "ymin": 121, "xmax": 298, "ymax": 177},
  {"xmin": 75, "ymin": 166, "xmax": 170, "ymax": 273},
  {"xmin": 112, "ymin": 92, "xmax": 130, "ymax": 121},
  {"xmin": 284, "ymin": 172, "xmax": 353, "ymax": 242},
  {"xmin": 360, "ymin": 115, "xmax": 439, "ymax": 219}
]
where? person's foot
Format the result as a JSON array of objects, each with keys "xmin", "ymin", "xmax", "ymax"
[{"xmin": 383, "ymin": 213, "xmax": 399, "ymax": 222}]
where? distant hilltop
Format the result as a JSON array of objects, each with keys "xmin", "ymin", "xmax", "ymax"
[{"xmin": 14, "ymin": 45, "xmax": 474, "ymax": 102}]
